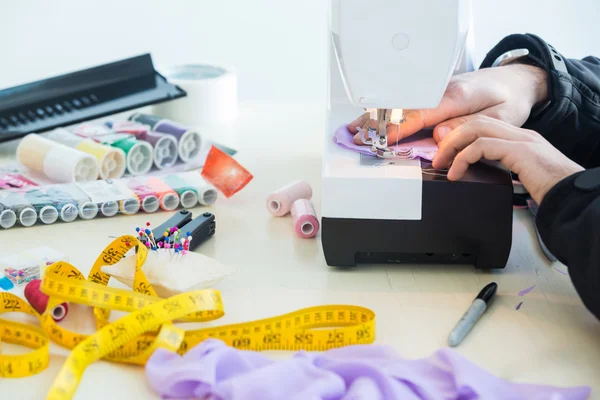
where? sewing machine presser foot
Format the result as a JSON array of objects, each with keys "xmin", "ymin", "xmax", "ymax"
[{"xmin": 358, "ymin": 126, "xmax": 413, "ymax": 159}]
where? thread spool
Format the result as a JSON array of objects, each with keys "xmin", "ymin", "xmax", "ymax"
[
  {"xmin": 291, "ymin": 199, "xmax": 319, "ymax": 239},
  {"xmin": 110, "ymin": 136, "xmax": 154, "ymax": 176},
  {"xmin": 1, "ymin": 192, "xmax": 37, "ymax": 227},
  {"xmin": 129, "ymin": 113, "xmax": 203, "ymax": 163},
  {"xmin": 119, "ymin": 196, "xmax": 141, "ymax": 215},
  {"xmin": 266, "ymin": 180, "xmax": 313, "ymax": 217},
  {"xmin": 24, "ymin": 189, "xmax": 59, "ymax": 225},
  {"xmin": 137, "ymin": 130, "xmax": 178, "ymax": 170},
  {"xmin": 163, "ymin": 174, "xmax": 198, "ymax": 208},
  {"xmin": 193, "ymin": 176, "xmax": 219, "ymax": 206},
  {"xmin": 0, "ymin": 208, "xmax": 17, "ymax": 229},
  {"xmin": 146, "ymin": 177, "xmax": 180, "ymax": 211},
  {"xmin": 101, "ymin": 201, "xmax": 119, "ymax": 217},
  {"xmin": 16, "ymin": 134, "xmax": 98, "ymax": 183},
  {"xmin": 24, "ymin": 279, "xmax": 68, "ymax": 322},
  {"xmin": 76, "ymin": 140, "xmax": 126, "ymax": 180},
  {"xmin": 49, "ymin": 184, "xmax": 98, "ymax": 220},
  {"xmin": 48, "ymin": 128, "xmax": 126, "ymax": 179},
  {"xmin": 78, "ymin": 202, "xmax": 99, "ymax": 220},
  {"xmin": 44, "ymin": 186, "xmax": 81, "ymax": 223},
  {"xmin": 125, "ymin": 179, "xmax": 161, "ymax": 213},
  {"xmin": 154, "ymin": 121, "xmax": 202, "ymax": 163}
]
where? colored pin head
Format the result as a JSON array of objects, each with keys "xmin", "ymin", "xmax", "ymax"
[
  {"xmin": 136, "ymin": 227, "xmax": 140, "ymax": 232},
  {"xmin": 158, "ymin": 242, "xmax": 163, "ymax": 248},
  {"xmin": 145, "ymin": 228, "xmax": 151, "ymax": 235},
  {"xmin": 186, "ymin": 231, "xmax": 191, "ymax": 236},
  {"xmin": 146, "ymin": 222, "xmax": 151, "ymax": 227},
  {"xmin": 139, "ymin": 232, "xmax": 143, "ymax": 237}
]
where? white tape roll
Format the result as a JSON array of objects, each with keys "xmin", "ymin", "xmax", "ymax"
[{"xmin": 152, "ymin": 64, "xmax": 239, "ymax": 126}]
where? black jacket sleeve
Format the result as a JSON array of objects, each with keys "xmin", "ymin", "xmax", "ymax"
[
  {"xmin": 480, "ymin": 34, "xmax": 600, "ymax": 321},
  {"xmin": 535, "ymin": 169, "xmax": 600, "ymax": 321},
  {"xmin": 480, "ymin": 33, "xmax": 600, "ymax": 169}
]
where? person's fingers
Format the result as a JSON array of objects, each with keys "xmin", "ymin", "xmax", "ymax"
[
  {"xmin": 446, "ymin": 138, "xmax": 518, "ymax": 181},
  {"xmin": 433, "ymin": 116, "xmax": 472, "ymax": 143},
  {"xmin": 348, "ymin": 112, "xmax": 370, "ymax": 134},
  {"xmin": 433, "ymin": 117, "xmax": 533, "ymax": 169},
  {"xmin": 433, "ymin": 104, "xmax": 515, "ymax": 143},
  {"xmin": 398, "ymin": 79, "xmax": 486, "ymax": 137}
]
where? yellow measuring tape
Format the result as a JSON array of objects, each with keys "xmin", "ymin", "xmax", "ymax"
[{"xmin": 0, "ymin": 235, "xmax": 376, "ymax": 400}]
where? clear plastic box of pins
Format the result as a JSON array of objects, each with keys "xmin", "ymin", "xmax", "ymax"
[{"xmin": 0, "ymin": 171, "xmax": 219, "ymax": 229}]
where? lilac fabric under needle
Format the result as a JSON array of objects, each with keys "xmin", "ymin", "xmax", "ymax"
[
  {"xmin": 333, "ymin": 124, "xmax": 438, "ymax": 161},
  {"xmin": 145, "ymin": 339, "xmax": 590, "ymax": 400}
]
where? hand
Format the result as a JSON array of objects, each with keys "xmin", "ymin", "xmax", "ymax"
[
  {"xmin": 432, "ymin": 116, "xmax": 584, "ymax": 205},
  {"xmin": 347, "ymin": 63, "xmax": 549, "ymax": 145}
]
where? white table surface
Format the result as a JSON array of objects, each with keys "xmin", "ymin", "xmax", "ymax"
[{"xmin": 1, "ymin": 102, "xmax": 599, "ymax": 399}]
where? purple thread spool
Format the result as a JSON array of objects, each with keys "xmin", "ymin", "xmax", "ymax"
[
  {"xmin": 153, "ymin": 120, "xmax": 202, "ymax": 163},
  {"xmin": 138, "ymin": 130, "xmax": 178, "ymax": 169}
]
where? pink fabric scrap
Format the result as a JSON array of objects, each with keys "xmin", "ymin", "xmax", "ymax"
[{"xmin": 333, "ymin": 124, "xmax": 438, "ymax": 161}]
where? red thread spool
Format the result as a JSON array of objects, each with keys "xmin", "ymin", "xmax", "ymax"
[{"xmin": 24, "ymin": 279, "xmax": 68, "ymax": 322}]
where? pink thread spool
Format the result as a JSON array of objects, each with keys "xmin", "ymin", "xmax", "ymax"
[
  {"xmin": 266, "ymin": 180, "xmax": 312, "ymax": 217},
  {"xmin": 291, "ymin": 199, "xmax": 319, "ymax": 238}
]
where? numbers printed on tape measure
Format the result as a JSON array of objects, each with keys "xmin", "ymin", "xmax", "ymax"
[{"xmin": 0, "ymin": 235, "xmax": 376, "ymax": 400}]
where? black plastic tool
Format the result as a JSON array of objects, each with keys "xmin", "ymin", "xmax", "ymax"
[
  {"xmin": 152, "ymin": 210, "xmax": 193, "ymax": 243},
  {"xmin": 179, "ymin": 212, "xmax": 216, "ymax": 251},
  {"xmin": 0, "ymin": 54, "xmax": 186, "ymax": 143}
]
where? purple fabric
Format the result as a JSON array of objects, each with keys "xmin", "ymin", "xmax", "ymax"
[
  {"xmin": 145, "ymin": 339, "xmax": 590, "ymax": 399},
  {"xmin": 333, "ymin": 124, "xmax": 438, "ymax": 161}
]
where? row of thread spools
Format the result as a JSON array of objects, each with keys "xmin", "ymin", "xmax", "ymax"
[
  {"xmin": 16, "ymin": 113, "xmax": 203, "ymax": 183},
  {"xmin": 0, "ymin": 171, "xmax": 217, "ymax": 229}
]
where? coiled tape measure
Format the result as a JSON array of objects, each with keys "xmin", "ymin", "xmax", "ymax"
[{"xmin": 0, "ymin": 235, "xmax": 376, "ymax": 399}]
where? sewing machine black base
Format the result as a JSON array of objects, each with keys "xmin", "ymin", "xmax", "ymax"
[{"xmin": 321, "ymin": 161, "xmax": 513, "ymax": 269}]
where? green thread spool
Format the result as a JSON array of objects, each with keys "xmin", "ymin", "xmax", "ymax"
[
  {"xmin": 110, "ymin": 136, "xmax": 153, "ymax": 176},
  {"xmin": 163, "ymin": 174, "xmax": 198, "ymax": 208}
]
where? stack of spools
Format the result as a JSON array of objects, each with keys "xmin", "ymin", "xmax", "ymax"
[{"xmin": 266, "ymin": 180, "xmax": 319, "ymax": 238}]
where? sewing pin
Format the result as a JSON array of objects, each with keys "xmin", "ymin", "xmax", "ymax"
[{"xmin": 145, "ymin": 228, "xmax": 157, "ymax": 248}]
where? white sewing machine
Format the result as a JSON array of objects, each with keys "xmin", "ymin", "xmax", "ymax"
[{"xmin": 321, "ymin": 0, "xmax": 514, "ymax": 268}]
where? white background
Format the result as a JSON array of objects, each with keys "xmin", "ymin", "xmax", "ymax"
[{"xmin": 1, "ymin": 0, "xmax": 599, "ymax": 103}]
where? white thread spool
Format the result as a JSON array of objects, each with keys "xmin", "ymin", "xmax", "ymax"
[
  {"xmin": 59, "ymin": 203, "xmax": 79, "ymax": 222},
  {"xmin": 122, "ymin": 140, "xmax": 154, "ymax": 176},
  {"xmin": 151, "ymin": 64, "xmax": 238, "ymax": 127},
  {"xmin": 17, "ymin": 134, "xmax": 98, "ymax": 183},
  {"xmin": 19, "ymin": 207, "xmax": 37, "ymax": 227},
  {"xmin": 39, "ymin": 205, "xmax": 59, "ymax": 224},
  {"xmin": 47, "ymin": 129, "xmax": 126, "ymax": 180},
  {"xmin": 0, "ymin": 209, "xmax": 17, "ymax": 229},
  {"xmin": 160, "ymin": 193, "xmax": 180, "ymax": 211},
  {"xmin": 101, "ymin": 201, "xmax": 119, "ymax": 217},
  {"xmin": 78, "ymin": 202, "xmax": 99, "ymax": 220},
  {"xmin": 120, "ymin": 197, "xmax": 141, "ymax": 215},
  {"xmin": 197, "ymin": 180, "xmax": 218, "ymax": 206},
  {"xmin": 141, "ymin": 195, "xmax": 160, "ymax": 213},
  {"xmin": 179, "ymin": 190, "xmax": 199, "ymax": 209}
]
